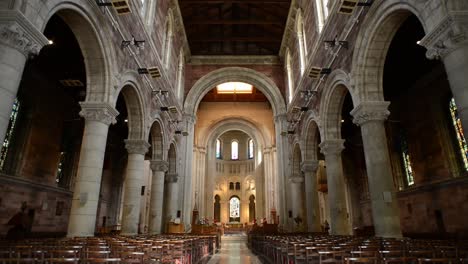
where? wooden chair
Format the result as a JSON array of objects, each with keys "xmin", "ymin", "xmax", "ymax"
[
  {"xmin": 345, "ymin": 257, "xmax": 378, "ymax": 264},
  {"xmin": 417, "ymin": 258, "xmax": 459, "ymax": 264},
  {"xmin": 383, "ymin": 257, "xmax": 417, "ymax": 264}
]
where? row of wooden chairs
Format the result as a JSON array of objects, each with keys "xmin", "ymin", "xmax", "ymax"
[{"xmin": 249, "ymin": 234, "xmax": 468, "ymax": 264}]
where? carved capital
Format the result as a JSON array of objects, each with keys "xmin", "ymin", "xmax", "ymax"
[
  {"xmin": 350, "ymin": 101, "xmax": 390, "ymax": 126},
  {"xmin": 165, "ymin": 173, "xmax": 179, "ymax": 183},
  {"xmin": 183, "ymin": 113, "xmax": 196, "ymax": 125},
  {"xmin": 125, "ymin": 139, "xmax": 150, "ymax": 155},
  {"xmin": 150, "ymin": 160, "xmax": 169, "ymax": 172},
  {"xmin": 419, "ymin": 12, "xmax": 468, "ymax": 60},
  {"xmin": 301, "ymin": 160, "xmax": 319, "ymax": 173},
  {"xmin": 79, "ymin": 102, "xmax": 119, "ymax": 125},
  {"xmin": 289, "ymin": 175, "xmax": 304, "ymax": 183},
  {"xmin": 319, "ymin": 140, "xmax": 345, "ymax": 156},
  {"xmin": 0, "ymin": 10, "xmax": 49, "ymax": 57}
]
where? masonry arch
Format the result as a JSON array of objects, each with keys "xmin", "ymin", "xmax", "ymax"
[{"xmin": 115, "ymin": 82, "xmax": 146, "ymax": 141}]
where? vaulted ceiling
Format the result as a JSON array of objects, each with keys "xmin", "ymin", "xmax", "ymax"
[{"xmin": 179, "ymin": 0, "xmax": 292, "ymax": 56}]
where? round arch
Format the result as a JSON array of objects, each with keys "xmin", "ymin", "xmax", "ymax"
[
  {"xmin": 149, "ymin": 119, "xmax": 166, "ymax": 161},
  {"xmin": 168, "ymin": 142, "xmax": 177, "ymax": 174},
  {"xmin": 40, "ymin": 2, "xmax": 117, "ymax": 103},
  {"xmin": 115, "ymin": 81, "xmax": 146, "ymax": 141},
  {"xmin": 184, "ymin": 67, "xmax": 286, "ymax": 116},
  {"xmin": 351, "ymin": 1, "xmax": 427, "ymax": 103},
  {"xmin": 319, "ymin": 69, "xmax": 354, "ymax": 141},
  {"xmin": 302, "ymin": 118, "xmax": 321, "ymax": 161},
  {"xmin": 291, "ymin": 143, "xmax": 302, "ymax": 177}
]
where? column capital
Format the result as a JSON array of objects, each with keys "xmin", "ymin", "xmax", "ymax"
[
  {"xmin": 79, "ymin": 102, "xmax": 119, "ymax": 125},
  {"xmin": 319, "ymin": 139, "xmax": 345, "ymax": 155},
  {"xmin": 183, "ymin": 113, "xmax": 196, "ymax": 124},
  {"xmin": 0, "ymin": 10, "xmax": 49, "ymax": 56},
  {"xmin": 301, "ymin": 160, "xmax": 319, "ymax": 173},
  {"xmin": 419, "ymin": 12, "xmax": 468, "ymax": 60},
  {"xmin": 125, "ymin": 139, "xmax": 150, "ymax": 155},
  {"xmin": 289, "ymin": 175, "xmax": 304, "ymax": 183},
  {"xmin": 166, "ymin": 173, "xmax": 179, "ymax": 183},
  {"xmin": 150, "ymin": 160, "xmax": 169, "ymax": 172},
  {"xmin": 350, "ymin": 101, "xmax": 390, "ymax": 126}
]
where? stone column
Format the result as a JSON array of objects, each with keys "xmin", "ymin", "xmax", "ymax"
[
  {"xmin": 148, "ymin": 160, "xmax": 168, "ymax": 234},
  {"xmin": 181, "ymin": 114, "xmax": 195, "ymax": 227},
  {"xmin": 351, "ymin": 101, "xmax": 402, "ymax": 237},
  {"xmin": 0, "ymin": 10, "xmax": 48, "ymax": 151},
  {"xmin": 67, "ymin": 102, "xmax": 118, "ymax": 237},
  {"xmin": 274, "ymin": 113, "xmax": 289, "ymax": 226},
  {"xmin": 420, "ymin": 15, "xmax": 468, "ymax": 134},
  {"xmin": 289, "ymin": 175, "xmax": 304, "ymax": 231},
  {"xmin": 165, "ymin": 173, "xmax": 179, "ymax": 222},
  {"xmin": 302, "ymin": 160, "xmax": 321, "ymax": 232},
  {"xmin": 121, "ymin": 140, "xmax": 150, "ymax": 235},
  {"xmin": 319, "ymin": 140, "xmax": 349, "ymax": 235}
]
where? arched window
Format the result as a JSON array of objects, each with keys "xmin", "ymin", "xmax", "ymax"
[
  {"xmin": 449, "ymin": 98, "xmax": 468, "ymax": 170},
  {"xmin": 176, "ymin": 50, "xmax": 185, "ymax": 103},
  {"xmin": 248, "ymin": 139, "xmax": 254, "ymax": 159},
  {"xmin": 141, "ymin": 0, "xmax": 157, "ymax": 28},
  {"xmin": 286, "ymin": 49, "xmax": 294, "ymax": 103},
  {"xmin": 163, "ymin": 11, "xmax": 174, "ymax": 68},
  {"xmin": 231, "ymin": 140, "xmax": 239, "ymax": 160},
  {"xmin": 296, "ymin": 10, "xmax": 307, "ymax": 75},
  {"xmin": 216, "ymin": 139, "xmax": 222, "ymax": 159},
  {"xmin": 229, "ymin": 182, "xmax": 234, "ymax": 190},
  {"xmin": 229, "ymin": 196, "xmax": 240, "ymax": 222},
  {"xmin": 0, "ymin": 99, "xmax": 20, "ymax": 171},
  {"xmin": 235, "ymin": 182, "xmax": 241, "ymax": 190},
  {"xmin": 315, "ymin": 0, "xmax": 330, "ymax": 32}
]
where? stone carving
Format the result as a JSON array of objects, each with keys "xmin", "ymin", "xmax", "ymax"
[
  {"xmin": 319, "ymin": 140, "xmax": 345, "ymax": 156},
  {"xmin": 301, "ymin": 160, "xmax": 319, "ymax": 173},
  {"xmin": 419, "ymin": 13, "xmax": 468, "ymax": 60},
  {"xmin": 0, "ymin": 24, "xmax": 43, "ymax": 56},
  {"xmin": 350, "ymin": 101, "xmax": 390, "ymax": 126},
  {"xmin": 150, "ymin": 160, "xmax": 169, "ymax": 172},
  {"xmin": 79, "ymin": 102, "xmax": 119, "ymax": 125},
  {"xmin": 125, "ymin": 140, "xmax": 151, "ymax": 155}
]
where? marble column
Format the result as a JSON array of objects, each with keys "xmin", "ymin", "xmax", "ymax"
[
  {"xmin": 420, "ymin": 15, "xmax": 468, "ymax": 134},
  {"xmin": 319, "ymin": 140, "xmax": 349, "ymax": 235},
  {"xmin": 67, "ymin": 102, "xmax": 118, "ymax": 237},
  {"xmin": 121, "ymin": 139, "xmax": 150, "ymax": 235},
  {"xmin": 0, "ymin": 11, "xmax": 48, "ymax": 152},
  {"xmin": 289, "ymin": 175, "xmax": 305, "ymax": 231},
  {"xmin": 302, "ymin": 160, "xmax": 321, "ymax": 232},
  {"xmin": 165, "ymin": 173, "xmax": 179, "ymax": 222},
  {"xmin": 148, "ymin": 160, "xmax": 168, "ymax": 234},
  {"xmin": 351, "ymin": 101, "xmax": 402, "ymax": 237}
]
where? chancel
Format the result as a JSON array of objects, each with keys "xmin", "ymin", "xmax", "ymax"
[{"xmin": 1, "ymin": 0, "xmax": 468, "ymax": 263}]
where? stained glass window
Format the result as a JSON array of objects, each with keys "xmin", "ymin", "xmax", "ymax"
[
  {"xmin": 399, "ymin": 129, "xmax": 414, "ymax": 186},
  {"xmin": 248, "ymin": 139, "xmax": 254, "ymax": 159},
  {"xmin": 216, "ymin": 139, "xmax": 221, "ymax": 159},
  {"xmin": 449, "ymin": 98, "xmax": 468, "ymax": 171},
  {"xmin": 0, "ymin": 99, "xmax": 20, "ymax": 171},
  {"xmin": 230, "ymin": 197, "xmax": 240, "ymax": 220},
  {"xmin": 56, "ymin": 152, "xmax": 66, "ymax": 183},
  {"xmin": 231, "ymin": 140, "xmax": 238, "ymax": 160}
]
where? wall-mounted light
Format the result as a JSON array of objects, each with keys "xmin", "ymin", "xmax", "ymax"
[
  {"xmin": 121, "ymin": 35, "xmax": 145, "ymax": 49},
  {"xmin": 138, "ymin": 67, "xmax": 161, "ymax": 78},
  {"xmin": 338, "ymin": 0, "xmax": 373, "ymax": 15},
  {"xmin": 324, "ymin": 39, "xmax": 348, "ymax": 49},
  {"xmin": 309, "ymin": 67, "xmax": 332, "ymax": 79}
]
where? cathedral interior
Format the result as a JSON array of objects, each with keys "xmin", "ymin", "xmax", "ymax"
[{"xmin": 1, "ymin": 0, "xmax": 468, "ymax": 263}]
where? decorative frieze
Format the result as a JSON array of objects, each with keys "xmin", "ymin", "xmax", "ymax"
[
  {"xmin": 125, "ymin": 139, "xmax": 150, "ymax": 155},
  {"xmin": 150, "ymin": 160, "xmax": 169, "ymax": 172},
  {"xmin": 0, "ymin": 10, "xmax": 49, "ymax": 56},
  {"xmin": 79, "ymin": 102, "xmax": 119, "ymax": 125},
  {"xmin": 419, "ymin": 12, "xmax": 468, "ymax": 59},
  {"xmin": 319, "ymin": 139, "xmax": 345, "ymax": 156},
  {"xmin": 350, "ymin": 101, "xmax": 390, "ymax": 126}
]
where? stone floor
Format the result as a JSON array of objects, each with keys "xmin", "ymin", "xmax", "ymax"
[{"xmin": 207, "ymin": 234, "xmax": 262, "ymax": 264}]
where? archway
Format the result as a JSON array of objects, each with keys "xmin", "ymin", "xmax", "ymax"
[
  {"xmin": 214, "ymin": 195, "xmax": 221, "ymax": 223},
  {"xmin": 229, "ymin": 196, "xmax": 241, "ymax": 222}
]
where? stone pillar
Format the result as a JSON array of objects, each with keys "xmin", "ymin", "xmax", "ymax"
[
  {"xmin": 0, "ymin": 10, "xmax": 48, "ymax": 151},
  {"xmin": 148, "ymin": 160, "xmax": 168, "ymax": 234},
  {"xmin": 67, "ymin": 102, "xmax": 118, "ymax": 237},
  {"xmin": 181, "ymin": 114, "xmax": 195, "ymax": 227},
  {"xmin": 319, "ymin": 140, "xmax": 349, "ymax": 235},
  {"xmin": 420, "ymin": 15, "xmax": 468, "ymax": 134},
  {"xmin": 274, "ymin": 113, "xmax": 289, "ymax": 226},
  {"xmin": 302, "ymin": 160, "xmax": 321, "ymax": 232},
  {"xmin": 165, "ymin": 173, "xmax": 179, "ymax": 222},
  {"xmin": 121, "ymin": 140, "xmax": 150, "ymax": 235},
  {"xmin": 351, "ymin": 101, "xmax": 402, "ymax": 237},
  {"xmin": 289, "ymin": 175, "xmax": 304, "ymax": 230}
]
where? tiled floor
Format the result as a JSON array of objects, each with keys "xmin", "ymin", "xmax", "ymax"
[{"xmin": 207, "ymin": 234, "xmax": 262, "ymax": 264}]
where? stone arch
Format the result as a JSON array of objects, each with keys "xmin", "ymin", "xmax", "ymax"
[
  {"xmin": 149, "ymin": 120, "xmax": 165, "ymax": 161},
  {"xmin": 115, "ymin": 82, "xmax": 146, "ymax": 141},
  {"xmin": 351, "ymin": 1, "xmax": 427, "ymax": 103},
  {"xmin": 303, "ymin": 119, "xmax": 321, "ymax": 161},
  {"xmin": 319, "ymin": 69, "xmax": 354, "ymax": 141},
  {"xmin": 184, "ymin": 67, "xmax": 286, "ymax": 116},
  {"xmin": 168, "ymin": 142, "xmax": 177, "ymax": 174},
  {"xmin": 39, "ymin": 2, "xmax": 117, "ymax": 103}
]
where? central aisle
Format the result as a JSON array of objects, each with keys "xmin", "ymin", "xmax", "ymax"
[{"xmin": 207, "ymin": 234, "xmax": 262, "ymax": 264}]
